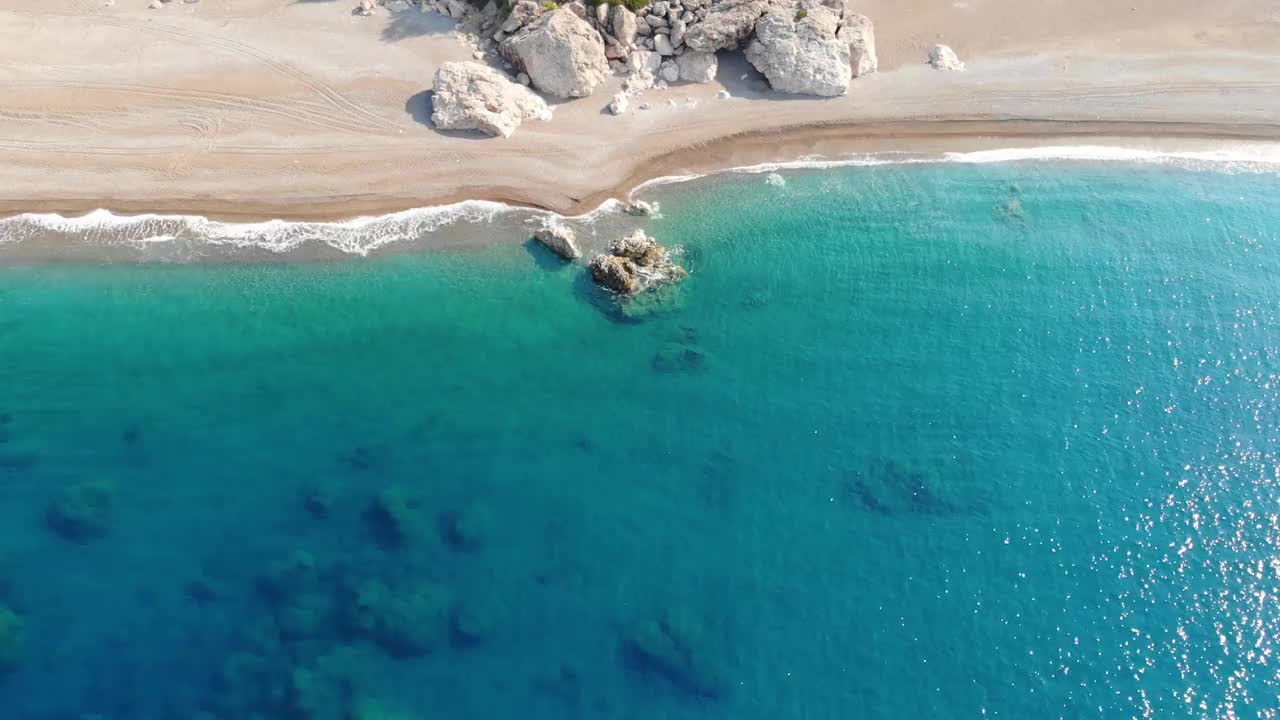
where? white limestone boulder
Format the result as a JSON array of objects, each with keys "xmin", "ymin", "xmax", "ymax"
[
  {"xmin": 676, "ymin": 50, "xmax": 717, "ymax": 83},
  {"xmin": 502, "ymin": 8, "xmax": 610, "ymax": 98},
  {"xmin": 928, "ymin": 44, "xmax": 965, "ymax": 71},
  {"xmin": 684, "ymin": 0, "xmax": 771, "ymax": 52},
  {"xmin": 430, "ymin": 61, "xmax": 552, "ymax": 138},
  {"xmin": 745, "ymin": 7, "xmax": 850, "ymax": 97},
  {"xmin": 837, "ymin": 12, "xmax": 877, "ymax": 77}
]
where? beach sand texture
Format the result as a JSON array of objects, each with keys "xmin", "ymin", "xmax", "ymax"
[{"xmin": 1, "ymin": 0, "xmax": 1279, "ymax": 219}]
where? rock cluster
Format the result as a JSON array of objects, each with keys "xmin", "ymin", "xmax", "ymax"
[
  {"xmin": 430, "ymin": 61, "xmax": 552, "ymax": 137},
  {"xmin": 588, "ymin": 230, "xmax": 686, "ymax": 295},
  {"xmin": 417, "ymin": 0, "xmax": 888, "ymax": 133}
]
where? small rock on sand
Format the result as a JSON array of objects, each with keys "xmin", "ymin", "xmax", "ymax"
[{"xmin": 928, "ymin": 44, "xmax": 965, "ymax": 71}]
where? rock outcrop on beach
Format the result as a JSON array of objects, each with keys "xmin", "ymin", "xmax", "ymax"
[
  {"xmin": 684, "ymin": 0, "xmax": 771, "ymax": 52},
  {"xmin": 589, "ymin": 230, "xmax": 686, "ymax": 295},
  {"xmin": 429, "ymin": 61, "xmax": 552, "ymax": 138},
  {"xmin": 533, "ymin": 223, "xmax": 581, "ymax": 259},
  {"xmin": 837, "ymin": 11, "xmax": 877, "ymax": 76},
  {"xmin": 501, "ymin": 9, "xmax": 610, "ymax": 98},
  {"xmin": 745, "ymin": 6, "xmax": 850, "ymax": 96},
  {"xmin": 928, "ymin": 43, "xmax": 965, "ymax": 71},
  {"xmin": 677, "ymin": 50, "xmax": 718, "ymax": 83},
  {"xmin": 434, "ymin": 0, "xmax": 880, "ymax": 104}
]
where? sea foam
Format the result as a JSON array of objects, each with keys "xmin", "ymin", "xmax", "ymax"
[{"xmin": 2, "ymin": 145, "xmax": 1277, "ymax": 257}]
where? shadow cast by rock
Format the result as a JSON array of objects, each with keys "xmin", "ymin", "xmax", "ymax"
[{"xmin": 404, "ymin": 89, "xmax": 434, "ymax": 126}]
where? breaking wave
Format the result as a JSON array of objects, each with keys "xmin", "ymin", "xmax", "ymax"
[{"xmin": 3, "ymin": 144, "xmax": 1278, "ymax": 260}]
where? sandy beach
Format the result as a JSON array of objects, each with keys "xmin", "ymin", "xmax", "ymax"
[{"xmin": 2, "ymin": 0, "xmax": 1280, "ymax": 220}]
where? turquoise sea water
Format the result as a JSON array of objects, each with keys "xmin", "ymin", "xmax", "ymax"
[{"xmin": 1, "ymin": 162, "xmax": 1278, "ymax": 719}]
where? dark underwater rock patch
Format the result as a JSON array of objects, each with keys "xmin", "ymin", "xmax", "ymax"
[
  {"xmin": 624, "ymin": 608, "xmax": 727, "ymax": 699},
  {"xmin": 45, "ymin": 481, "xmax": 114, "ymax": 542},
  {"xmin": 843, "ymin": 457, "xmax": 992, "ymax": 517}
]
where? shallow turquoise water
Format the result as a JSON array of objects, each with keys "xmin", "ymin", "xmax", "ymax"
[{"xmin": 1, "ymin": 162, "xmax": 1278, "ymax": 719}]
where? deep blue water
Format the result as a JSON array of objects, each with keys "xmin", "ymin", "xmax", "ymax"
[{"xmin": 1, "ymin": 162, "xmax": 1278, "ymax": 720}]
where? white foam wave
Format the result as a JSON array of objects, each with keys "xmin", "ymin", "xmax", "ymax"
[
  {"xmin": 0, "ymin": 198, "xmax": 628, "ymax": 257},
  {"xmin": 633, "ymin": 144, "xmax": 1280, "ymax": 192},
  {"xmin": 943, "ymin": 144, "xmax": 1280, "ymax": 168},
  {"xmin": 3, "ymin": 144, "xmax": 1277, "ymax": 256}
]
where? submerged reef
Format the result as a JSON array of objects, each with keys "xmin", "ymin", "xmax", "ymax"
[
  {"xmin": 625, "ymin": 608, "xmax": 727, "ymax": 699},
  {"xmin": 344, "ymin": 579, "xmax": 452, "ymax": 657},
  {"xmin": 652, "ymin": 327, "xmax": 709, "ymax": 374},
  {"xmin": 440, "ymin": 502, "xmax": 495, "ymax": 552},
  {"xmin": 0, "ymin": 605, "xmax": 22, "ymax": 676},
  {"xmin": 450, "ymin": 595, "xmax": 504, "ymax": 647},
  {"xmin": 302, "ymin": 481, "xmax": 341, "ymax": 518},
  {"xmin": 366, "ymin": 486, "xmax": 429, "ymax": 548},
  {"xmin": 45, "ymin": 481, "xmax": 114, "ymax": 542},
  {"xmin": 844, "ymin": 458, "xmax": 986, "ymax": 516}
]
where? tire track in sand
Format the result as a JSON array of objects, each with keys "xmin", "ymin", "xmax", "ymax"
[
  {"xmin": 9, "ymin": 80, "xmax": 380, "ymax": 135},
  {"xmin": 90, "ymin": 14, "xmax": 402, "ymax": 133}
]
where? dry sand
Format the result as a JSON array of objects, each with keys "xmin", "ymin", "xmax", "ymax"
[{"xmin": 1, "ymin": 0, "xmax": 1279, "ymax": 219}]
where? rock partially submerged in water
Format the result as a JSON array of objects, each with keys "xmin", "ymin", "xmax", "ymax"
[
  {"xmin": 533, "ymin": 223, "xmax": 581, "ymax": 260},
  {"xmin": 45, "ymin": 481, "xmax": 114, "ymax": 542},
  {"xmin": 589, "ymin": 230, "xmax": 687, "ymax": 296},
  {"xmin": 430, "ymin": 61, "xmax": 552, "ymax": 138},
  {"xmin": 622, "ymin": 199, "xmax": 656, "ymax": 217}
]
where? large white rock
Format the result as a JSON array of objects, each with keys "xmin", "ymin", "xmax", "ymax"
[
  {"xmin": 676, "ymin": 50, "xmax": 717, "ymax": 83},
  {"xmin": 623, "ymin": 48, "xmax": 662, "ymax": 92},
  {"xmin": 928, "ymin": 44, "xmax": 964, "ymax": 71},
  {"xmin": 653, "ymin": 32, "xmax": 675, "ymax": 56},
  {"xmin": 502, "ymin": 9, "xmax": 610, "ymax": 98},
  {"xmin": 533, "ymin": 223, "xmax": 581, "ymax": 259},
  {"xmin": 745, "ymin": 7, "xmax": 850, "ymax": 96},
  {"xmin": 658, "ymin": 59, "xmax": 680, "ymax": 83},
  {"xmin": 669, "ymin": 18, "xmax": 687, "ymax": 48},
  {"xmin": 501, "ymin": 0, "xmax": 542, "ymax": 33},
  {"xmin": 684, "ymin": 0, "xmax": 771, "ymax": 52},
  {"xmin": 611, "ymin": 6, "xmax": 638, "ymax": 46},
  {"xmin": 430, "ymin": 61, "xmax": 552, "ymax": 138},
  {"xmin": 837, "ymin": 12, "xmax": 877, "ymax": 77}
]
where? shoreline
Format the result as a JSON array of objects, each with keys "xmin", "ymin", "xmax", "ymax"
[
  {"xmin": 5, "ymin": 0, "xmax": 1280, "ymax": 230},
  {"xmin": 4, "ymin": 122, "xmax": 1280, "ymax": 225}
]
